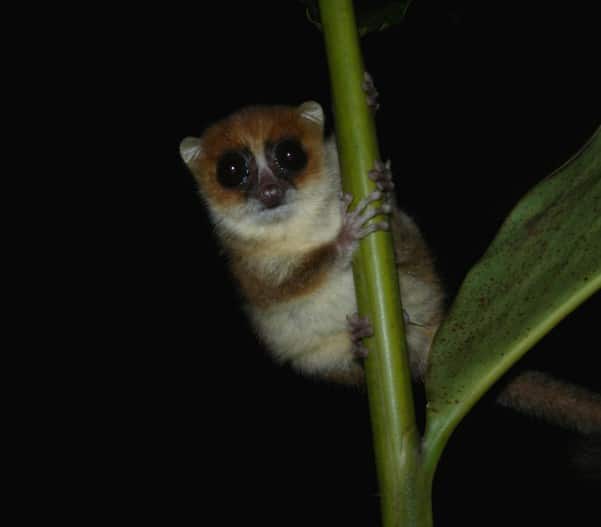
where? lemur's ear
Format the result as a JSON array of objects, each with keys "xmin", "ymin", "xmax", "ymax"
[
  {"xmin": 179, "ymin": 137, "xmax": 202, "ymax": 164},
  {"xmin": 298, "ymin": 101, "xmax": 324, "ymax": 128}
]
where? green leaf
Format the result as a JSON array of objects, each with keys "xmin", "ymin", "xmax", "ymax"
[
  {"xmin": 423, "ymin": 127, "xmax": 601, "ymax": 460},
  {"xmin": 301, "ymin": 1, "xmax": 412, "ymax": 36}
]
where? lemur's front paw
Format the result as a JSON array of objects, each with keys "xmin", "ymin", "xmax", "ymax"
[
  {"xmin": 368, "ymin": 159, "xmax": 394, "ymax": 194},
  {"xmin": 336, "ymin": 160, "xmax": 393, "ymax": 259},
  {"xmin": 336, "ymin": 188, "xmax": 391, "ymax": 257},
  {"xmin": 347, "ymin": 313, "xmax": 373, "ymax": 359},
  {"xmin": 363, "ymin": 72, "xmax": 380, "ymax": 112}
]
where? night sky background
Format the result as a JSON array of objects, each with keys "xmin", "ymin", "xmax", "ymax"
[{"xmin": 112, "ymin": 1, "xmax": 600, "ymax": 525}]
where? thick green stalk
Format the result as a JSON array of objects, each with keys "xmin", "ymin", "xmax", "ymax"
[{"xmin": 318, "ymin": 2, "xmax": 425, "ymax": 525}]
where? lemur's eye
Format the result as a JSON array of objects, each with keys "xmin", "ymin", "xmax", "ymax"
[
  {"xmin": 274, "ymin": 139, "xmax": 307, "ymax": 172},
  {"xmin": 217, "ymin": 151, "xmax": 249, "ymax": 188}
]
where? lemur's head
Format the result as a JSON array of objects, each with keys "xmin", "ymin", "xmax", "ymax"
[{"xmin": 180, "ymin": 102, "xmax": 329, "ymax": 230}]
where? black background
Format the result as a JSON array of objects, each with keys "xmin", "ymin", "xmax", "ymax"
[{"xmin": 94, "ymin": 1, "xmax": 600, "ymax": 525}]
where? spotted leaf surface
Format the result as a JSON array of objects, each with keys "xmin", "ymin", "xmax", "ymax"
[{"xmin": 425, "ymin": 128, "xmax": 601, "ymax": 449}]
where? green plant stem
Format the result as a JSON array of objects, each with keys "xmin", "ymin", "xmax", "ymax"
[{"xmin": 318, "ymin": 2, "xmax": 427, "ymax": 525}]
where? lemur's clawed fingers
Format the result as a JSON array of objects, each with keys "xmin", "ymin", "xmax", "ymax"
[
  {"xmin": 347, "ymin": 312, "xmax": 373, "ymax": 359},
  {"xmin": 335, "ymin": 159, "xmax": 395, "ymax": 260},
  {"xmin": 341, "ymin": 190, "xmax": 390, "ymax": 241},
  {"xmin": 368, "ymin": 159, "xmax": 394, "ymax": 193},
  {"xmin": 362, "ymin": 72, "xmax": 380, "ymax": 112}
]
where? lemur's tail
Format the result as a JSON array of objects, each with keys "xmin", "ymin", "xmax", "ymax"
[{"xmin": 497, "ymin": 370, "xmax": 601, "ymax": 436}]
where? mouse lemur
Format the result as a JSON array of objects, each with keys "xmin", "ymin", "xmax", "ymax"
[{"xmin": 180, "ymin": 100, "xmax": 443, "ymax": 385}]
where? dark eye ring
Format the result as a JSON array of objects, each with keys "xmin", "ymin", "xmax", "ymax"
[
  {"xmin": 216, "ymin": 151, "xmax": 249, "ymax": 188},
  {"xmin": 274, "ymin": 139, "xmax": 308, "ymax": 173}
]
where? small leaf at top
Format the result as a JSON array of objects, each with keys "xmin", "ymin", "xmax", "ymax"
[{"xmin": 300, "ymin": 1, "xmax": 413, "ymax": 36}]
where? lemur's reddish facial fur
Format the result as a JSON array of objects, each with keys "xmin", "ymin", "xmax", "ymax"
[{"xmin": 187, "ymin": 105, "xmax": 325, "ymax": 210}]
